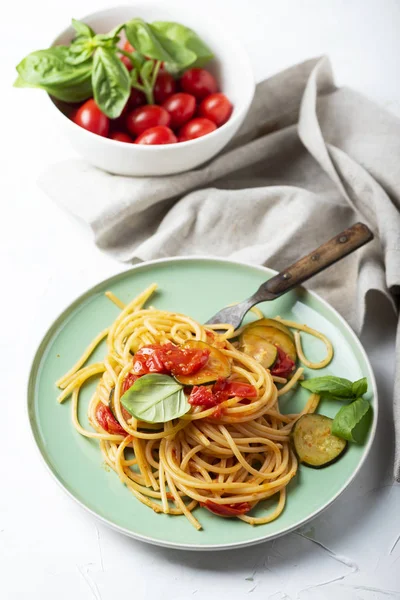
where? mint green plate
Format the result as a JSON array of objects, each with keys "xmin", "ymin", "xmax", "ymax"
[{"xmin": 28, "ymin": 258, "xmax": 377, "ymax": 550}]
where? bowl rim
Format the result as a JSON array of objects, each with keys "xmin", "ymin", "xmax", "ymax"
[{"xmin": 47, "ymin": 4, "xmax": 256, "ymax": 150}]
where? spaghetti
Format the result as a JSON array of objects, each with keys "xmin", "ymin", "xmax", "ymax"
[{"xmin": 56, "ymin": 284, "xmax": 333, "ymax": 530}]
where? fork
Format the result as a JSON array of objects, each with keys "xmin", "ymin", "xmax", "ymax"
[{"xmin": 205, "ymin": 222, "xmax": 373, "ymax": 329}]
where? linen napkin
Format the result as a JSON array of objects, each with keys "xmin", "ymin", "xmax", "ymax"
[{"xmin": 39, "ymin": 56, "xmax": 400, "ymax": 480}]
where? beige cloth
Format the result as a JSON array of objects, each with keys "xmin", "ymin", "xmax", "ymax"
[{"xmin": 39, "ymin": 57, "xmax": 400, "ymax": 479}]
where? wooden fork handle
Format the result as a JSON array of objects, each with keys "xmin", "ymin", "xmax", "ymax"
[{"xmin": 256, "ymin": 223, "xmax": 374, "ymax": 299}]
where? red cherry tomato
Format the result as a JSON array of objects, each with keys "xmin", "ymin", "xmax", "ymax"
[
  {"xmin": 123, "ymin": 41, "xmax": 135, "ymax": 52},
  {"xmin": 154, "ymin": 72, "xmax": 176, "ymax": 104},
  {"xmin": 120, "ymin": 55, "xmax": 133, "ymax": 71},
  {"xmin": 178, "ymin": 118, "xmax": 216, "ymax": 142},
  {"xmin": 73, "ymin": 99, "xmax": 109, "ymax": 137},
  {"xmin": 199, "ymin": 93, "xmax": 233, "ymax": 126},
  {"xmin": 126, "ymin": 105, "xmax": 171, "ymax": 137},
  {"xmin": 96, "ymin": 403, "xmax": 127, "ymax": 435},
  {"xmin": 270, "ymin": 347, "xmax": 296, "ymax": 378},
  {"xmin": 135, "ymin": 126, "xmax": 177, "ymax": 145},
  {"xmin": 162, "ymin": 93, "xmax": 196, "ymax": 129},
  {"xmin": 180, "ymin": 68, "xmax": 218, "ymax": 100},
  {"xmin": 204, "ymin": 501, "xmax": 251, "ymax": 516},
  {"xmin": 109, "ymin": 131, "xmax": 134, "ymax": 143},
  {"xmin": 127, "ymin": 88, "xmax": 146, "ymax": 110}
]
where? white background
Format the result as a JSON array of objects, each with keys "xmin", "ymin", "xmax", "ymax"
[{"xmin": 2, "ymin": 1, "xmax": 400, "ymax": 598}]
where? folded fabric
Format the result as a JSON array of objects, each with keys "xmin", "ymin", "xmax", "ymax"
[{"xmin": 39, "ymin": 56, "xmax": 400, "ymax": 479}]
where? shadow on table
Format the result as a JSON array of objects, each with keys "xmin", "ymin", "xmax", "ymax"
[{"xmin": 126, "ymin": 291, "xmax": 397, "ymax": 574}]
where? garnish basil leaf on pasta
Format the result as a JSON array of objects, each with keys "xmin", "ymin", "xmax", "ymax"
[
  {"xmin": 331, "ymin": 397, "xmax": 372, "ymax": 443},
  {"xmin": 121, "ymin": 373, "xmax": 190, "ymax": 423},
  {"xmin": 300, "ymin": 375, "xmax": 368, "ymax": 400}
]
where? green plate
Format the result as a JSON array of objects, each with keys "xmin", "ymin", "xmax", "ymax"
[{"xmin": 28, "ymin": 257, "xmax": 377, "ymax": 550}]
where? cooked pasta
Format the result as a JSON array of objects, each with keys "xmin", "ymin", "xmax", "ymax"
[{"xmin": 56, "ymin": 284, "xmax": 333, "ymax": 530}]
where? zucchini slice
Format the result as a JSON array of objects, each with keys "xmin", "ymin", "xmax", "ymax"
[
  {"xmin": 246, "ymin": 318, "xmax": 295, "ymax": 340},
  {"xmin": 291, "ymin": 414, "xmax": 347, "ymax": 468},
  {"xmin": 175, "ymin": 340, "xmax": 231, "ymax": 385},
  {"xmin": 240, "ymin": 332, "xmax": 278, "ymax": 369},
  {"xmin": 240, "ymin": 325, "xmax": 297, "ymax": 363},
  {"xmin": 108, "ymin": 388, "xmax": 118, "ymax": 421}
]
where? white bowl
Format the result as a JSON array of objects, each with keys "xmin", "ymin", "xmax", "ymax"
[{"xmin": 50, "ymin": 4, "xmax": 255, "ymax": 177}]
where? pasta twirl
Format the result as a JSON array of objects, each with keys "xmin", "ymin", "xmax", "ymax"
[{"xmin": 56, "ymin": 284, "xmax": 333, "ymax": 530}]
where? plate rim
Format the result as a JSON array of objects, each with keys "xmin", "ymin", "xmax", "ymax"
[{"xmin": 27, "ymin": 256, "xmax": 378, "ymax": 551}]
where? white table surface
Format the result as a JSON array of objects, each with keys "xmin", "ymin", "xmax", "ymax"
[{"xmin": 2, "ymin": 0, "xmax": 399, "ymax": 598}]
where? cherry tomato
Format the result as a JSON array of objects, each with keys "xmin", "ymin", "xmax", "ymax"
[
  {"xmin": 270, "ymin": 347, "xmax": 296, "ymax": 378},
  {"xmin": 120, "ymin": 55, "xmax": 133, "ymax": 71},
  {"xmin": 126, "ymin": 105, "xmax": 171, "ymax": 137},
  {"xmin": 127, "ymin": 88, "xmax": 146, "ymax": 110},
  {"xmin": 204, "ymin": 501, "xmax": 251, "ymax": 516},
  {"xmin": 199, "ymin": 93, "xmax": 233, "ymax": 126},
  {"xmin": 96, "ymin": 403, "xmax": 127, "ymax": 435},
  {"xmin": 188, "ymin": 386, "xmax": 217, "ymax": 408},
  {"xmin": 123, "ymin": 41, "xmax": 135, "ymax": 52},
  {"xmin": 135, "ymin": 126, "xmax": 177, "ymax": 145},
  {"xmin": 162, "ymin": 93, "xmax": 196, "ymax": 129},
  {"xmin": 73, "ymin": 99, "xmax": 109, "ymax": 137},
  {"xmin": 109, "ymin": 131, "xmax": 134, "ymax": 143},
  {"xmin": 154, "ymin": 72, "xmax": 176, "ymax": 104},
  {"xmin": 162, "ymin": 344, "xmax": 210, "ymax": 375},
  {"xmin": 178, "ymin": 117, "xmax": 216, "ymax": 142},
  {"xmin": 180, "ymin": 68, "xmax": 218, "ymax": 100}
]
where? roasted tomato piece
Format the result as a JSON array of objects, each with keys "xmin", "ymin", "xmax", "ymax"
[
  {"xmin": 270, "ymin": 346, "xmax": 296, "ymax": 378},
  {"xmin": 96, "ymin": 403, "xmax": 127, "ymax": 435},
  {"xmin": 132, "ymin": 345, "xmax": 167, "ymax": 375},
  {"xmin": 162, "ymin": 344, "xmax": 210, "ymax": 376},
  {"xmin": 203, "ymin": 500, "xmax": 251, "ymax": 516},
  {"xmin": 188, "ymin": 386, "xmax": 217, "ymax": 408},
  {"xmin": 213, "ymin": 378, "xmax": 257, "ymax": 400}
]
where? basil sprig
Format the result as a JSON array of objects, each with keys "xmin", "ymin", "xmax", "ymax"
[
  {"xmin": 300, "ymin": 376, "xmax": 367, "ymax": 402},
  {"xmin": 331, "ymin": 397, "xmax": 372, "ymax": 443},
  {"xmin": 14, "ymin": 17, "xmax": 213, "ymax": 118},
  {"xmin": 121, "ymin": 373, "xmax": 190, "ymax": 423},
  {"xmin": 301, "ymin": 375, "xmax": 371, "ymax": 444}
]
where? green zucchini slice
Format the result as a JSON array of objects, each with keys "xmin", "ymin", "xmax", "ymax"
[
  {"xmin": 246, "ymin": 318, "xmax": 295, "ymax": 340},
  {"xmin": 240, "ymin": 324, "xmax": 297, "ymax": 363},
  {"xmin": 240, "ymin": 332, "xmax": 278, "ymax": 368},
  {"xmin": 291, "ymin": 414, "xmax": 347, "ymax": 468},
  {"xmin": 174, "ymin": 340, "xmax": 231, "ymax": 385}
]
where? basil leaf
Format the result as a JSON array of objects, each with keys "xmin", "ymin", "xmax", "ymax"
[
  {"xmin": 92, "ymin": 47, "xmax": 130, "ymax": 118},
  {"xmin": 43, "ymin": 77, "xmax": 93, "ymax": 102},
  {"xmin": 332, "ymin": 397, "xmax": 372, "ymax": 443},
  {"xmin": 16, "ymin": 47, "xmax": 92, "ymax": 86},
  {"xmin": 95, "ymin": 23, "xmax": 125, "ymax": 44},
  {"xmin": 151, "ymin": 21, "xmax": 213, "ymax": 67},
  {"xmin": 66, "ymin": 40, "xmax": 94, "ymax": 66},
  {"xmin": 125, "ymin": 18, "xmax": 196, "ymax": 68},
  {"xmin": 300, "ymin": 376, "xmax": 354, "ymax": 398},
  {"xmin": 71, "ymin": 18, "xmax": 95, "ymax": 39},
  {"xmin": 15, "ymin": 72, "xmax": 93, "ymax": 103},
  {"xmin": 121, "ymin": 374, "xmax": 190, "ymax": 423},
  {"xmin": 352, "ymin": 377, "xmax": 368, "ymax": 398}
]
